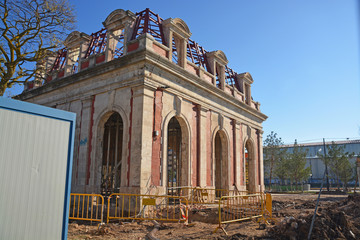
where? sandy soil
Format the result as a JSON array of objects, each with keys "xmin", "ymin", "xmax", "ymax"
[{"xmin": 67, "ymin": 192, "xmax": 356, "ymax": 240}]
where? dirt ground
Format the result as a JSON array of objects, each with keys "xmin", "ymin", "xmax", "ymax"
[{"xmin": 67, "ymin": 192, "xmax": 359, "ymax": 239}]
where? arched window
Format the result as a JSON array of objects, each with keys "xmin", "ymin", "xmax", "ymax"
[
  {"xmin": 167, "ymin": 117, "xmax": 182, "ymax": 195},
  {"xmin": 214, "ymin": 130, "xmax": 228, "ymax": 196},
  {"xmin": 101, "ymin": 112, "xmax": 123, "ymax": 195},
  {"xmin": 244, "ymin": 140, "xmax": 254, "ymax": 192}
]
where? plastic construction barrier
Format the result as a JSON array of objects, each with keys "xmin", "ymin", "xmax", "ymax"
[
  {"xmin": 69, "ymin": 193, "xmax": 104, "ymax": 223},
  {"xmin": 214, "ymin": 193, "xmax": 267, "ymax": 235},
  {"xmin": 107, "ymin": 193, "xmax": 188, "ymax": 224}
]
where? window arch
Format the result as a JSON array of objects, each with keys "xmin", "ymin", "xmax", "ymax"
[
  {"xmin": 214, "ymin": 130, "xmax": 229, "ymax": 194},
  {"xmin": 101, "ymin": 112, "xmax": 123, "ymax": 195}
]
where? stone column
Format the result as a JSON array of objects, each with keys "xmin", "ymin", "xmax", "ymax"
[
  {"xmin": 64, "ymin": 48, "xmax": 79, "ymax": 76},
  {"xmin": 105, "ymin": 29, "xmax": 123, "ymax": 61},
  {"xmin": 76, "ymin": 96, "xmax": 94, "ymax": 193},
  {"xmin": 257, "ymin": 129, "xmax": 265, "ymax": 191},
  {"xmin": 128, "ymin": 85, "xmax": 155, "ymax": 194},
  {"xmin": 197, "ymin": 105, "xmax": 208, "ymax": 186},
  {"xmin": 77, "ymin": 34, "xmax": 92, "ymax": 71},
  {"xmin": 234, "ymin": 120, "xmax": 242, "ymax": 187}
]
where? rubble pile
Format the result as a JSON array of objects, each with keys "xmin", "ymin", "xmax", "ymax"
[{"xmin": 268, "ymin": 194, "xmax": 360, "ymax": 240}]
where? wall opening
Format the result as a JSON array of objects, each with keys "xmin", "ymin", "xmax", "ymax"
[
  {"xmin": 245, "ymin": 148, "xmax": 249, "ymax": 191},
  {"xmin": 101, "ymin": 112, "xmax": 123, "ymax": 195},
  {"xmin": 172, "ymin": 36, "xmax": 178, "ymax": 64},
  {"xmin": 215, "ymin": 67, "xmax": 220, "ymax": 88},
  {"xmin": 215, "ymin": 132, "xmax": 222, "ymax": 195},
  {"xmin": 245, "ymin": 140, "xmax": 255, "ymax": 192},
  {"xmin": 214, "ymin": 130, "xmax": 228, "ymax": 196},
  {"xmin": 167, "ymin": 117, "xmax": 182, "ymax": 195}
]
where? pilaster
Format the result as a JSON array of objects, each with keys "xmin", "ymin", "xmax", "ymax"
[
  {"xmin": 197, "ymin": 105, "xmax": 209, "ymax": 186},
  {"xmin": 77, "ymin": 96, "xmax": 94, "ymax": 189},
  {"xmin": 234, "ymin": 120, "xmax": 241, "ymax": 187},
  {"xmin": 129, "ymin": 85, "xmax": 156, "ymax": 193}
]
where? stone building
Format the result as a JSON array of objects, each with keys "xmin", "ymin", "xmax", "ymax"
[{"xmin": 17, "ymin": 9, "xmax": 267, "ymax": 195}]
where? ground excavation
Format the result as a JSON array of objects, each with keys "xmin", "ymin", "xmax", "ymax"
[{"xmin": 67, "ymin": 192, "xmax": 360, "ymax": 239}]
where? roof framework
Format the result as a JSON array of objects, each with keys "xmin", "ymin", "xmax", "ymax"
[{"xmin": 50, "ymin": 8, "xmax": 241, "ymax": 91}]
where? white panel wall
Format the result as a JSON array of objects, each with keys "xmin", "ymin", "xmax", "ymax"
[{"xmin": 0, "ymin": 108, "xmax": 70, "ymax": 240}]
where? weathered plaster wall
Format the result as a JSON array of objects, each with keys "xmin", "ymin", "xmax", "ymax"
[{"xmin": 18, "ymin": 28, "xmax": 266, "ymax": 194}]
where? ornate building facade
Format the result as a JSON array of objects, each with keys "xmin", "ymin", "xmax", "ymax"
[{"xmin": 17, "ymin": 9, "xmax": 267, "ymax": 195}]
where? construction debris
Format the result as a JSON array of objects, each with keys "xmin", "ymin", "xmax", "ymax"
[
  {"xmin": 68, "ymin": 193, "xmax": 359, "ymax": 239},
  {"xmin": 268, "ymin": 194, "xmax": 360, "ymax": 240}
]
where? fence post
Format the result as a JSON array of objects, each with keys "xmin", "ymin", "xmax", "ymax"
[{"xmin": 265, "ymin": 193, "xmax": 272, "ymax": 217}]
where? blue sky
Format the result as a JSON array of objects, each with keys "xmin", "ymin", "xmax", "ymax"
[{"xmin": 7, "ymin": 0, "xmax": 360, "ymax": 144}]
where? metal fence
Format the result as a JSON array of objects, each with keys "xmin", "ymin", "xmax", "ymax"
[
  {"xmin": 68, "ymin": 190, "xmax": 272, "ymax": 229},
  {"xmin": 69, "ymin": 193, "xmax": 104, "ymax": 223},
  {"xmin": 107, "ymin": 193, "xmax": 189, "ymax": 224},
  {"xmin": 168, "ymin": 187, "xmax": 248, "ymax": 205},
  {"xmin": 214, "ymin": 193, "xmax": 266, "ymax": 235}
]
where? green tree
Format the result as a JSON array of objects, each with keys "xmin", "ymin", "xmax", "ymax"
[
  {"xmin": 0, "ymin": 0, "xmax": 75, "ymax": 96},
  {"xmin": 338, "ymin": 153, "xmax": 354, "ymax": 191},
  {"xmin": 274, "ymin": 151, "xmax": 290, "ymax": 189},
  {"xmin": 263, "ymin": 131, "xmax": 286, "ymax": 190},
  {"xmin": 320, "ymin": 142, "xmax": 354, "ymax": 191},
  {"xmin": 287, "ymin": 141, "xmax": 311, "ymax": 191}
]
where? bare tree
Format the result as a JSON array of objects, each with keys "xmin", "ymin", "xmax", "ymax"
[{"xmin": 0, "ymin": 0, "xmax": 75, "ymax": 96}]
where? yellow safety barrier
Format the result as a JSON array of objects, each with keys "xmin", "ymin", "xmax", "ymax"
[
  {"xmin": 107, "ymin": 193, "xmax": 189, "ymax": 224},
  {"xmin": 264, "ymin": 193, "xmax": 274, "ymax": 222},
  {"xmin": 169, "ymin": 187, "xmax": 248, "ymax": 205},
  {"xmin": 214, "ymin": 193, "xmax": 265, "ymax": 235},
  {"xmin": 69, "ymin": 193, "xmax": 104, "ymax": 223}
]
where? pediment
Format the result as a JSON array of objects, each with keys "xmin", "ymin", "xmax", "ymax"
[
  {"xmin": 64, "ymin": 31, "xmax": 81, "ymax": 45},
  {"xmin": 206, "ymin": 50, "xmax": 229, "ymax": 66},
  {"xmin": 162, "ymin": 17, "xmax": 192, "ymax": 39},
  {"xmin": 64, "ymin": 31, "xmax": 90, "ymax": 48},
  {"xmin": 237, "ymin": 72, "xmax": 254, "ymax": 84},
  {"xmin": 103, "ymin": 9, "xmax": 136, "ymax": 30},
  {"xmin": 172, "ymin": 18, "xmax": 191, "ymax": 35},
  {"xmin": 214, "ymin": 50, "xmax": 228, "ymax": 65}
]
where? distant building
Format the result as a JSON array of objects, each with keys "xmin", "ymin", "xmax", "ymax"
[{"xmin": 265, "ymin": 139, "xmax": 360, "ymax": 186}]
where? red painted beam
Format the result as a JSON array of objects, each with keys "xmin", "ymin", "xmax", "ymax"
[{"xmin": 151, "ymin": 89, "xmax": 163, "ymax": 186}]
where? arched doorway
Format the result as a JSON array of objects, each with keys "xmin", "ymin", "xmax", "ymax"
[
  {"xmin": 101, "ymin": 112, "xmax": 123, "ymax": 195},
  {"xmin": 167, "ymin": 117, "xmax": 182, "ymax": 195},
  {"xmin": 245, "ymin": 145, "xmax": 249, "ymax": 191},
  {"xmin": 214, "ymin": 130, "xmax": 228, "ymax": 195},
  {"xmin": 244, "ymin": 140, "xmax": 254, "ymax": 192}
]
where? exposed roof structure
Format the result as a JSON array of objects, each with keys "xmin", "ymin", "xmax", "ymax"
[{"xmin": 49, "ymin": 8, "xmax": 242, "ymax": 92}]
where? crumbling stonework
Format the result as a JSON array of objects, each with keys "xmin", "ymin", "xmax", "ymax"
[{"xmin": 17, "ymin": 8, "xmax": 267, "ymax": 195}]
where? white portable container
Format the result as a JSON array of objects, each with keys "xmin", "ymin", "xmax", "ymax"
[{"xmin": 0, "ymin": 98, "xmax": 75, "ymax": 240}]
